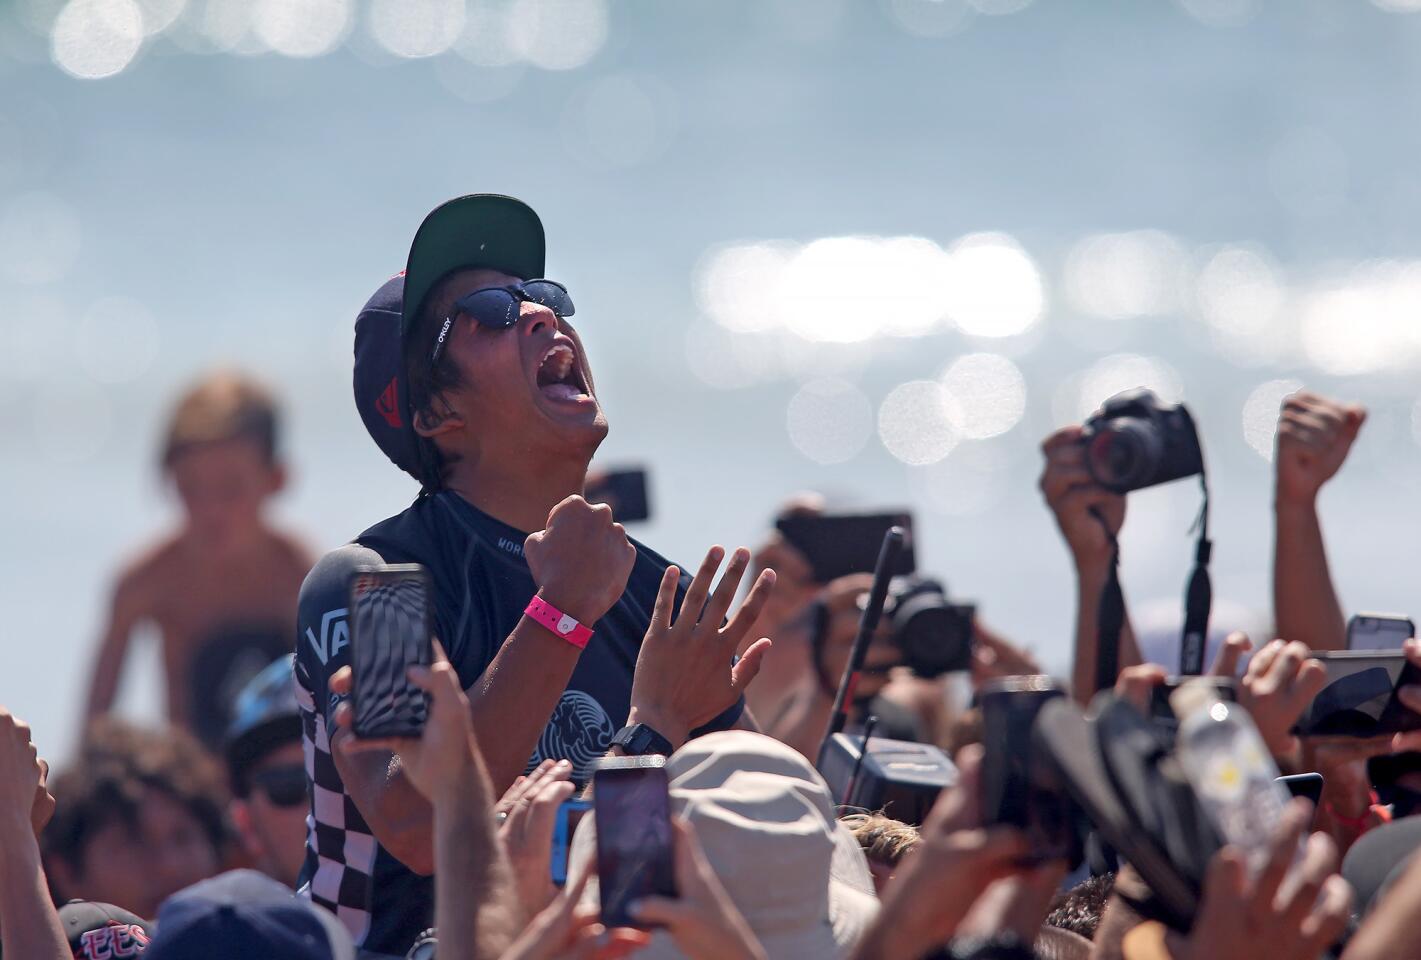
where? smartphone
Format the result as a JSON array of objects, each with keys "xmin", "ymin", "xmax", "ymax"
[
  {"xmin": 585, "ymin": 468, "xmax": 651, "ymax": 524},
  {"xmin": 551, "ymin": 797, "xmax": 593, "ymax": 887},
  {"xmin": 979, "ymin": 676, "xmax": 1079, "ymax": 864},
  {"xmin": 1293, "ymin": 651, "xmax": 1421, "ymax": 738},
  {"xmin": 775, "ymin": 511, "xmax": 917, "ymax": 583},
  {"xmin": 1347, "ymin": 613, "xmax": 1415, "ymax": 651},
  {"xmin": 348, "ymin": 564, "xmax": 433, "ymax": 739},
  {"xmin": 1149, "ymin": 676, "xmax": 1238, "ymax": 736},
  {"xmin": 592, "ymin": 756, "xmax": 676, "ymax": 928},
  {"xmin": 1276, "ymin": 772, "xmax": 1324, "ymax": 808}
]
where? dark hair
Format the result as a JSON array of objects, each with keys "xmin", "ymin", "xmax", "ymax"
[
  {"xmin": 43, "ymin": 720, "xmax": 230, "ymax": 888},
  {"xmin": 1046, "ymin": 872, "xmax": 1115, "ymax": 941},
  {"xmin": 161, "ymin": 370, "xmax": 280, "ymax": 469},
  {"xmin": 404, "ymin": 274, "xmax": 472, "ymax": 490}
]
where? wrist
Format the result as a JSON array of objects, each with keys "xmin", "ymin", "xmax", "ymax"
[
  {"xmin": 624, "ymin": 706, "xmax": 689, "ymax": 752},
  {"xmin": 535, "ymin": 587, "xmax": 604, "ymax": 629},
  {"xmin": 1274, "ymin": 490, "xmax": 1319, "ymax": 514}
]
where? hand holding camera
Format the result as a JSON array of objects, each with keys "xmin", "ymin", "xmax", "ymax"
[
  {"xmin": 1165, "ymin": 800, "xmax": 1350, "ymax": 960},
  {"xmin": 1274, "ymin": 392, "xmax": 1366, "ymax": 508},
  {"xmin": 1039, "ymin": 426, "xmax": 1126, "ymax": 573},
  {"xmin": 525, "ymin": 495, "xmax": 638, "ymax": 627}
]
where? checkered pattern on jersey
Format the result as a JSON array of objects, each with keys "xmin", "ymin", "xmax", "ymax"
[{"xmin": 295, "ymin": 674, "xmax": 377, "ymax": 945}]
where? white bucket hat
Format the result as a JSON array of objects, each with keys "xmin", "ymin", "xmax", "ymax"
[{"xmin": 567, "ymin": 730, "xmax": 879, "ymax": 960}]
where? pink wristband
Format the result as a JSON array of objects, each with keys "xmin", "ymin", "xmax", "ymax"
[{"xmin": 525, "ymin": 596, "xmax": 594, "ymax": 649}]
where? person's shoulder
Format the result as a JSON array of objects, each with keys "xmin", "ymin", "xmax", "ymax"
[
  {"xmin": 627, "ymin": 537, "xmax": 693, "ymax": 591},
  {"xmin": 300, "ymin": 541, "xmax": 386, "ymax": 606},
  {"xmin": 354, "ymin": 496, "xmax": 442, "ymax": 559},
  {"xmin": 110, "ymin": 533, "xmax": 185, "ymax": 609}
]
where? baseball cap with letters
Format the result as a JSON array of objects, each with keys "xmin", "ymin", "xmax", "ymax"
[{"xmin": 353, "ymin": 194, "xmax": 546, "ymax": 483}]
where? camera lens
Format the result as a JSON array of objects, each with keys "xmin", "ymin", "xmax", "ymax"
[
  {"xmin": 893, "ymin": 594, "xmax": 972, "ymax": 677},
  {"xmin": 1086, "ymin": 419, "xmax": 1162, "ymax": 492}
]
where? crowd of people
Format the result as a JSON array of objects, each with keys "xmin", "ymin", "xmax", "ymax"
[{"xmin": 4, "ymin": 193, "xmax": 1421, "ymax": 960}]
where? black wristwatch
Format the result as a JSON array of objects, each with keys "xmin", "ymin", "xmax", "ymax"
[{"xmin": 610, "ymin": 723, "xmax": 674, "ymax": 757}]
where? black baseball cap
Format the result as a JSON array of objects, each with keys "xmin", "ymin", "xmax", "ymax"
[
  {"xmin": 353, "ymin": 195, "xmax": 546, "ymax": 483},
  {"xmin": 224, "ymin": 654, "xmax": 301, "ymax": 793}
]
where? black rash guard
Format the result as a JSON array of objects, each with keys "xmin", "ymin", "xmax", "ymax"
[{"xmin": 293, "ymin": 489, "xmax": 742, "ymax": 956}]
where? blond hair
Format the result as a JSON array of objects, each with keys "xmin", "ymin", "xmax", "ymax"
[{"xmin": 161, "ymin": 370, "xmax": 280, "ymax": 469}]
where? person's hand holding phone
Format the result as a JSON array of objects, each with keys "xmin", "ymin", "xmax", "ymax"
[
  {"xmin": 498, "ymin": 759, "xmax": 576, "ymax": 916},
  {"xmin": 1039, "ymin": 425, "xmax": 1126, "ymax": 575},
  {"xmin": 1165, "ymin": 800, "xmax": 1350, "ymax": 960},
  {"xmin": 334, "ymin": 641, "xmax": 479, "ymax": 804},
  {"xmin": 1242, "ymin": 639, "xmax": 1328, "ymax": 757},
  {"xmin": 502, "ymin": 869, "xmax": 650, "ymax": 960},
  {"xmin": 627, "ymin": 547, "xmax": 775, "ymax": 749},
  {"xmin": 629, "ymin": 818, "xmax": 767, "ymax": 960},
  {"xmin": 1274, "ymin": 392, "xmax": 1366, "ymax": 508},
  {"xmin": 525, "ymin": 495, "xmax": 638, "ymax": 627}
]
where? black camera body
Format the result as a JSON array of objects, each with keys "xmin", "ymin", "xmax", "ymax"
[
  {"xmin": 1080, "ymin": 389, "xmax": 1204, "ymax": 494},
  {"xmin": 886, "ymin": 576, "xmax": 975, "ymax": 678}
]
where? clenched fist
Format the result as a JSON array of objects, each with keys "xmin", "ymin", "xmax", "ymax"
[
  {"xmin": 1275, "ymin": 392, "xmax": 1365, "ymax": 507},
  {"xmin": 525, "ymin": 495, "xmax": 637, "ymax": 626}
]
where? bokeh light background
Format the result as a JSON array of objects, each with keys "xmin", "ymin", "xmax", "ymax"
[{"xmin": 5, "ymin": 0, "xmax": 1421, "ymax": 762}]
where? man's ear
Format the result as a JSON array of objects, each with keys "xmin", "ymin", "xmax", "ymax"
[{"xmin": 412, "ymin": 395, "xmax": 465, "ymax": 439}]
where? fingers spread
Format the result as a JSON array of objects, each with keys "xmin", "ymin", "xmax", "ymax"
[
  {"xmin": 700, "ymin": 547, "xmax": 751, "ymax": 628},
  {"xmin": 730, "ymin": 638, "xmax": 773, "ymax": 694},
  {"xmin": 722, "ymin": 568, "xmax": 777, "ymax": 645}
]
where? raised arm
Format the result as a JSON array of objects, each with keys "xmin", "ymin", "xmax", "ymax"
[
  {"xmin": 82, "ymin": 570, "xmax": 146, "ymax": 733},
  {"xmin": 336, "ymin": 645, "xmax": 517, "ymax": 960},
  {"xmin": 1272, "ymin": 392, "xmax": 1365, "ymax": 652},
  {"xmin": 0, "ymin": 709, "xmax": 67, "ymax": 960},
  {"xmin": 1038, "ymin": 426, "xmax": 1139, "ymax": 703}
]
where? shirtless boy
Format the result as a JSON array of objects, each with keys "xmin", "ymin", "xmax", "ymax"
[{"xmin": 82, "ymin": 371, "xmax": 314, "ymax": 749}]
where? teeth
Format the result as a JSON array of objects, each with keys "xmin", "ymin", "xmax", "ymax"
[{"xmin": 539, "ymin": 342, "xmax": 580, "ymax": 389}]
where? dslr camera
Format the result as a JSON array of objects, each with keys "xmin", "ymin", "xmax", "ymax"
[
  {"xmin": 1081, "ymin": 388, "xmax": 1204, "ymax": 494},
  {"xmin": 884, "ymin": 576, "xmax": 976, "ymax": 678}
]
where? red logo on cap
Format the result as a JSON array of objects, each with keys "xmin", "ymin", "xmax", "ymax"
[
  {"xmin": 78, "ymin": 923, "xmax": 149, "ymax": 958},
  {"xmin": 376, "ymin": 378, "xmax": 402, "ymax": 429}
]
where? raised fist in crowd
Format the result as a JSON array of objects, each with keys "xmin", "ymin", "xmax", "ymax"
[
  {"xmin": 525, "ymin": 495, "xmax": 638, "ymax": 626},
  {"xmin": 1275, "ymin": 391, "xmax": 1366, "ymax": 507}
]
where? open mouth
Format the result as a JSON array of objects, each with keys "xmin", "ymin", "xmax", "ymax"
[{"xmin": 536, "ymin": 340, "xmax": 592, "ymax": 403}]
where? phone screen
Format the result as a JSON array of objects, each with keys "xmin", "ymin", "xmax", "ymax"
[
  {"xmin": 593, "ymin": 760, "xmax": 675, "ymax": 927},
  {"xmin": 1347, "ymin": 614, "xmax": 1415, "ymax": 651},
  {"xmin": 551, "ymin": 798, "xmax": 593, "ymax": 887},
  {"xmin": 775, "ymin": 512, "xmax": 916, "ymax": 583},
  {"xmin": 349, "ymin": 565, "xmax": 433, "ymax": 739},
  {"xmin": 1294, "ymin": 652, "xmax": 1421, "ymax": 737}
]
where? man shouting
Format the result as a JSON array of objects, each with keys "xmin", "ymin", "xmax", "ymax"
[{"xmin": 294, "ymin": 194, "xmax": 774, "ymax": 954}]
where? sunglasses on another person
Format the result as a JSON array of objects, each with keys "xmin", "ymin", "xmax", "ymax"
[
  {"xmin": 249, "ymin": 763, "xmax": 307, "ymax": 808},
  {"xmin": 428, "ymin": 279, "xmax": 575, "ymax": 366}
]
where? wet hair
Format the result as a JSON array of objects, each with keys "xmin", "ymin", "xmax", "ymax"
[
  {"xmin": 161, "ymin": 370, "xmax": 280, "ymax": 470},
  {"xmin": 839, "ymin": 812, "xmax": 921, "ymax": 866},
  {"xmin": 404, "ymin": 272, "xmax": 476, "ymax": 490},
  {"xmin": 1046, "ymin": 872, "xmax": 1115, "ymax": 941},
  {"xmin": 43, "ymin": 719, "xmax": 230, "ymax": 892}
]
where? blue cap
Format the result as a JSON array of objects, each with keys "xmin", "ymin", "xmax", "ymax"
[
  {"xmin": 224, "ymin": 655, "xmax": 302, "ymax": 789},
  {"xmin": 144, "ymin": 871, "xmax": 353, "ymax": 960}
]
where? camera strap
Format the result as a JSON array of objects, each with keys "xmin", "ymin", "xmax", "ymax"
[
  {"xmin": 1179, "ymin": 476, "xmax": 1213, "ymax": 676},
  {"xmin": 1091, "ymin": 474, "xmax": 1213, "ymax": 694},
  {"xmin": 1093, "ymin": 512, "xmax": 1126, "ymax": 696}
]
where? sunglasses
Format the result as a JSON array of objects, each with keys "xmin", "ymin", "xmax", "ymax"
[
  {"xmin": 249, "ymin": 763, "xmax": 307, "ymax": 808},
  {"xmin": 428, "ymin": 279, "xmax": 575, "ymax": 367}
]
